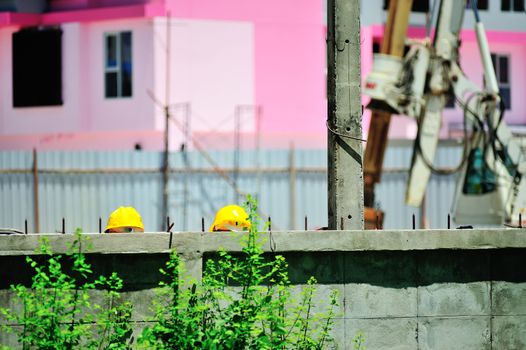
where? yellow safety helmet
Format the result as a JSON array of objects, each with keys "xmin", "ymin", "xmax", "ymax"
[
  {"xmin": 209, "ymin": 205, "xmax": 251, "ymax": 232},
  {"xmin": 105, "ymin": 206, "xmax": 144, "ymax": 233}
]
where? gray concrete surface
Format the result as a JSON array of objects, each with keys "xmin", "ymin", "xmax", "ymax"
[
  {"xmin": 1, "ymin": 229, "xmax": 526, "ymax": 349},
  {"xmin": 1, "ymin": 229, "xmax": 526, "ymax": 256}
]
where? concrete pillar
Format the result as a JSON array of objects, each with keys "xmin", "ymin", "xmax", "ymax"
[{"xmin": 327, "ymin": 0, "xmax": 364, "ymax": 230}]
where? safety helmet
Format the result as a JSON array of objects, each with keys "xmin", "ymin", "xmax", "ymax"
[
  {"xmin": 105, "ymin": 206, "xmax": 144, "ymax": 233},
  {"xmin": 209, "ymin": 205, "xmax": 251, "ymax": 232}
]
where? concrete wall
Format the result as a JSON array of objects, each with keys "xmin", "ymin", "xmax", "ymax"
[{"xmin": 1, "ymin": 230, "xmax": 526, "ymax": 349}]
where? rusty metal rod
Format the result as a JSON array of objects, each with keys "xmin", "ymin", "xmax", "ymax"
[{"xmin": 32, "ymin": 149, "xmax": 40, "ymax": 233}]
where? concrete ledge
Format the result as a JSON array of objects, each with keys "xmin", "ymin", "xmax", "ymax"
[{"xmin": 1, "ymin": 229, "xmax": 526, "ymax": 256}]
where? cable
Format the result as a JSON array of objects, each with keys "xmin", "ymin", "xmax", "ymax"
[
  {"xmin": 325, "ymin": 120, "xmax": 367, "ymax": 142},
  {"xmin": 471, "ymin": 0, "xmax": 481, "ymax": 23}
]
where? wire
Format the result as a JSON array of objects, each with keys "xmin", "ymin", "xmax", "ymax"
[
  {"xmin": 326, "ymin": 120, "xmax": 367, "ymax": 142},
  {"xmin": 471, "ymin": 0, "xmax": 481, "ymax": 23}
]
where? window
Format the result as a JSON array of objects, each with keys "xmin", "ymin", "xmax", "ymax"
[
  {"xmin": 383, "ymin": 0, "xmax": 429, "ymax": 12},
  {"xmin": 486, "ymin": 53, "xmax": 511, "ymax": 110},
  {"xmin": 445, "ymin": 93, "xmax": 456, "ymax": 109},
  {"xmin": 372, "ymin": 41, "xmax": 381, "ymax": 54},
  {"xmin": 477, "ymin": 0, "xmax": 489, "ymax": 9},
  {"xmin": 501, "ymin": 0, "xmax": 525, "ymax": 11},
  {"xmin": 12, "ymin": 27, "xmax": 63, "ymax": 107},
  {"xmin": 104, "ymin": 31, "xmax": 132, "ymax": 98},
  {"xmin": 467, "ymin": 0, "xmax": 489, "ymax": 9}
]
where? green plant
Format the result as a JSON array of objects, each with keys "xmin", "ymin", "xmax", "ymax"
[
  {"xmin": 139, "ymin": 195, "xmax": 340, "ymax": 349},
  {"xmin": 352, "ymin": 331, "xmax": 366, "ymax": 350},
  {"xmin": 0, "ymin": 229, "xmax": 133, "ymax": 349}
]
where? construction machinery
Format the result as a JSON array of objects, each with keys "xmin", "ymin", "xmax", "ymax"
[{"xmin": 363, "ymin": 0, "xmax": 526, "ymax": 226}]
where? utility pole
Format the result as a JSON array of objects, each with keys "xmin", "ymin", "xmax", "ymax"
[
  {"xmin": 161, "ymin": 11, "xmax": 171, "ymax": 230},
  {"xmin": 234, "ymin": 106, "xmax": 241, "ymax": 204},
  {"xmin": 327, "ymin": 0, "xmax": 364, "ymax": 230}
]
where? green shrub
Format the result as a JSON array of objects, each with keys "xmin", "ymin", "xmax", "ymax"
[
  {"xmin": 139, "ymin": 196, "xmax": 341, "ymax": 349},
  {"xmin": 0, "ymin": 229, "xmax": 133, "ymax": 349}
]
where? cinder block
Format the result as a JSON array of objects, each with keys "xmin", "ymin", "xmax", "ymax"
[
  {"xmin": 418, "ymin": 316, "xmax": 490, "ymax": 350},
  {"xmin": 492, "ymin": 316, "xmax": 526, "ymax": 349},
  {"xmin": 417, "ymin": 251, "xmax": 490, "ymax": 284},
  {"xmin": 0, "ymin": 325, "xmax": 22, "ymax": 348},
  {"xmin": 418, "ymin": 282, "xmax": 490, "ymax": 317},
  {"xmin": 328, "ymin": 317, "xmax": 345, "ymax": 348},
  {"xmin": 121, "ymin": 289, "xmax": 159, "ymax": 322},
  {"xmin": 287, "ymin": 284, "xmax": 344, "ymax": 316},
  {"xmin": 285, "ymin": 252, "xmax": 344, "ymax": 284},
  {"xmin": 343, "ymin": 251, "xmax": 417, "ymax": 287},
  {"xmin": 492, "ymin": 282, "xmax": 526, "ymax": 315},
  {"xmin": 344, "ymin": 283, "xmax": 417, "ymax": 318},
  {"xmin": 345, "ymin": 318, "xmax": 417, "ymax": 350},
  {"xmin": 0, "ymin": 289, "xmax": 23, "ymax": 325}
]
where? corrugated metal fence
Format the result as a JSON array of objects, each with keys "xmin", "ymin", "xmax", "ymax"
[{"xmin": 0, "ymin": 141, "xmax": 463, "ymax": 232}]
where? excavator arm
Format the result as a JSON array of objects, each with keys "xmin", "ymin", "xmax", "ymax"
[
  {"xmin": 363, "ymin": 0, "xmax": 526, "ymax": 226},
  {"xmin": 363, "ymin": 0, "xmax": 413, "ymax": 229}
]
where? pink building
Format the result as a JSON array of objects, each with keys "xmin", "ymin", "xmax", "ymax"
[
  {"xmin": 0, "ymin": 0, "xmax": 524, "ymax": 151},
  {"xmin": 0, "ymin": 0, "xmax": 327, "ymax": 151}
]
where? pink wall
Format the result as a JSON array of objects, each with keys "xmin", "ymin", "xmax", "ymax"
[
  {"xmin": 165, "ymin": 0, "xmax": 327, "ymax": 149},
  {"xmin": 151, "ymin": 18, "xmax": 255, "ymax": 139},
  {"xmin": 0, "ymin": 19, "xmax": 159, "ymax": 150},
  {"xmin": 0, "ymin": 24, "xmax": 84, "ymax": 135},
  {"xmin": 0, "ymin": 0, "xmax": 327, "ymax": 150}
]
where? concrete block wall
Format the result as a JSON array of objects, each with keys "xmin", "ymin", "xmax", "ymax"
[{"xmin": 1, "ymin": 230, "xmax": 526, "ymax": 349}]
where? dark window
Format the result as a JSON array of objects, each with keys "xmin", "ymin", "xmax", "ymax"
[
  {"xmin": 467, "ymin": 0, "xmax": 489, "ymax": 9},
  {"xmin": 477, "ymin": 0, "xmax": 489, "ymax": 9},
  {"xmin": 12, "ymin": 27, "xmax": 63, "ymax": 107},
  {"xmin": 104, "ymin": 31, "xmax": 132, "ymax": 98},
  {"xmin": 445, "ymin": 93, "xmax": 456, "ymax": 109},
  {"xmin": 502, "ymin": 0, "xmax": 524, "ymax": 11},
  {"xmin": 383, "ymin": 0, "xmax": 429, "ymax": 12},
  {"xmin": 486, "ymin": 53, "xmax": 511, "ymax": 110},
  {"xmin": 372, "ymin": 41, "xmax": 381, "ymax": 54}
]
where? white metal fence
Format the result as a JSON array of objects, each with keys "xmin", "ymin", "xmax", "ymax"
[{"xmin": 0, "ymin": 141, "xmax": 463, "ymax": 233}]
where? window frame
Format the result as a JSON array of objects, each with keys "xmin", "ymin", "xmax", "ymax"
[
  {"xmin": 104, "ymin": 31, "xmax": 132, "ymax": 99},
  {"xmin": 383, "ymin": 0, "xmax": 429, "ymax": 12},
  {"xmin": 467, "ymin": 0, "xmax": 489, "ymax": 10},
  {"xmin": 501, "ymin": 0, "xmax": 525, "ymax": 12},
  {"xmin": 489, "ymin": 53, "xmax": 512, "ymax": 110}
]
